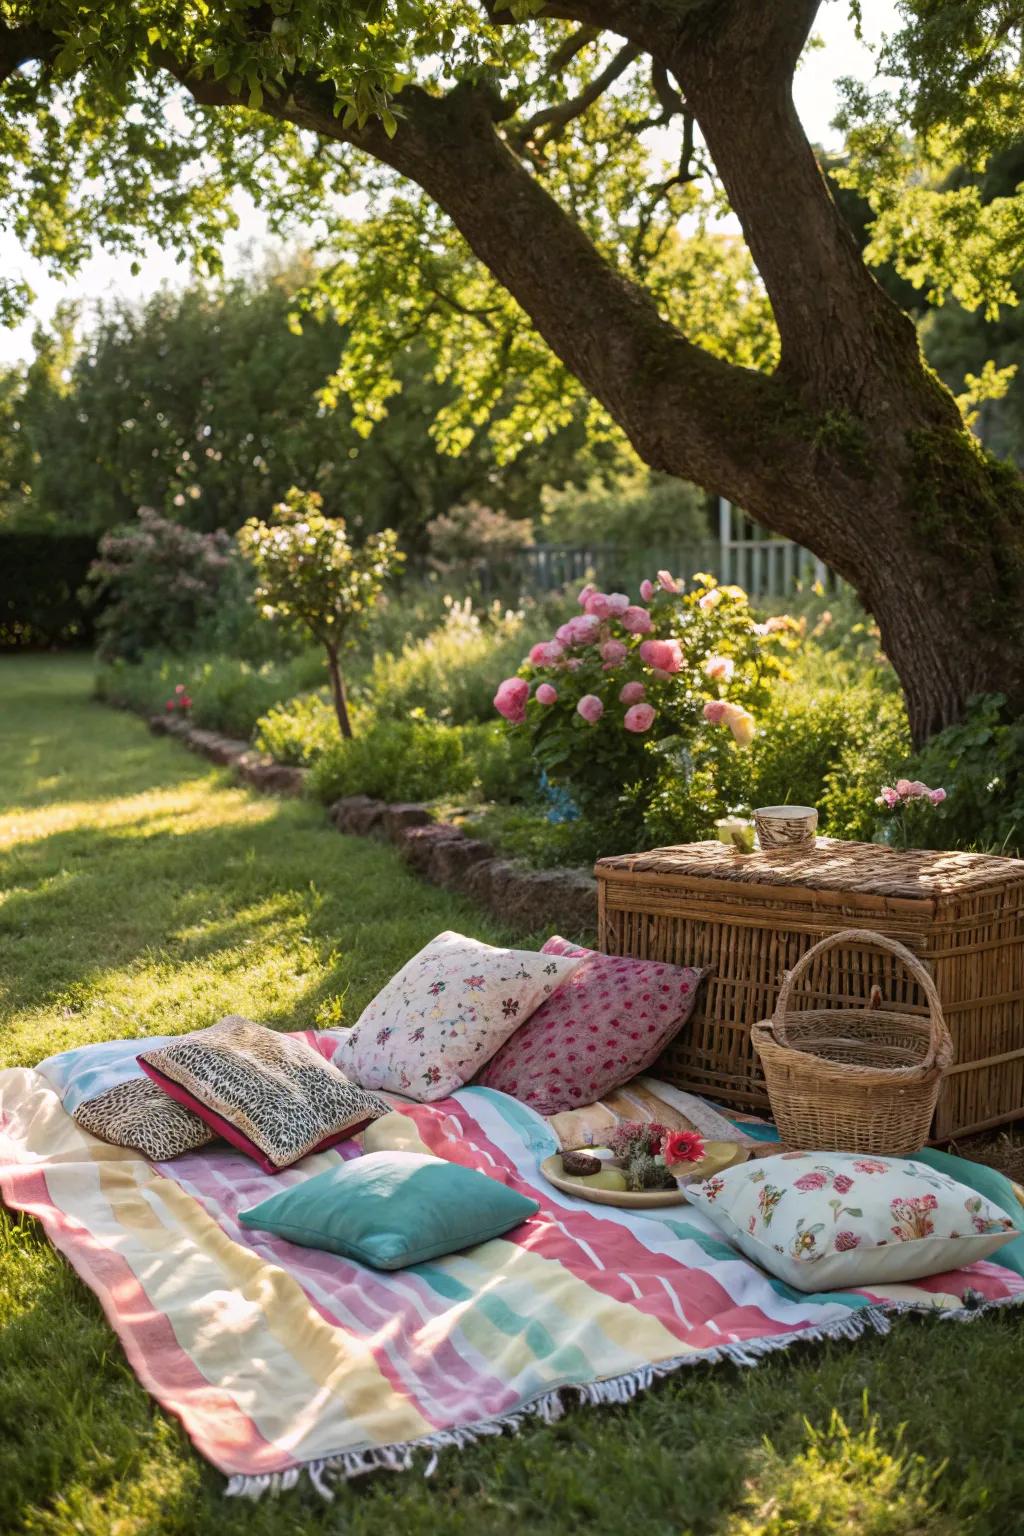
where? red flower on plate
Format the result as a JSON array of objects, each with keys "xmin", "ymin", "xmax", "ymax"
[{"xmin": 662, "ymin": 1129, "xmax": 706, "ymax": 1165}]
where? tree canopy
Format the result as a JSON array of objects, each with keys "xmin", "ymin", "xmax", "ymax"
[{"xmin": 3, "ymin": 1, "xmax": 1024, "ymax": 739}]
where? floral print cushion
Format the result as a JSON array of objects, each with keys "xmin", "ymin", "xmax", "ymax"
[
  {"xmin": 336, "ymin": 931, "xmax": 582, "ymax": 1102},
  {"xmin": 476, "ymin": 936, "xmax": 705, "ymax": 1114},
  {"xmin": 688, "ymin": 1151, "xmax": 1019, "ymax": 1292}
]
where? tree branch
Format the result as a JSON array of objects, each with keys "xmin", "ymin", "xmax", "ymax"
[{"xmin": 510, "ymin": 40, "xmax": 640, "ymax": 149}]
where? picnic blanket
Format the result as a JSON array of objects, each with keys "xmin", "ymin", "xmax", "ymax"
[{"xmin": 3, "ymin": 1058, "xmax": 1024, "ymax": 1499}]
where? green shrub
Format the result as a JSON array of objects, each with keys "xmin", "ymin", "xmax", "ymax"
[
  {"xmin": 901, "ymin": 694, "xmax": 1024, "ymax": 854},
  {"xmin": 369, "ymin": 596, "xmax": 554, "ymax": 725},
  {"xmin": 308, "ymin": 717, "xmax": 538, "ymax": 806},
  {"xmin": 255, "ymin": 691, "xmax": 342, "ymax": 766},
  {"xmin": 95, "ymin": 648, "xmax": 327, "ymax": 741}
]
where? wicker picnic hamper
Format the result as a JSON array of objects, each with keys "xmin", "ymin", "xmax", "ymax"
[
  {"xmin": 750, "ymin": 929, "xmax": 954, "ymax": 1154},
  {"xmin": 595, "ymin": 838, "xmax": 1024, "ymax": 1142}
]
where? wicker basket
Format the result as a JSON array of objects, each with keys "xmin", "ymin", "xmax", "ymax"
[{"xmin": 751, "ymin": 928, "xmax": 954, "ymax": 1155}]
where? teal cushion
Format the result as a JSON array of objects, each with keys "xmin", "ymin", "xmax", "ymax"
[
  {"xmin": 238, "ymin": 1150, "xmax": 539, "ymax": 1270},
  {"xmin": 908, "ymin": 1148, "xmax": 1024, "ymax": 1279}
]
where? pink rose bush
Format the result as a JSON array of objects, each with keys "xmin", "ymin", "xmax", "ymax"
[
  {"xmin": 491, "ymin": 570, "xmax": 796, "ymax": 816},
  {"xmin": 876, "ymin": 776, "xmax": 948, "ymax": 847}
]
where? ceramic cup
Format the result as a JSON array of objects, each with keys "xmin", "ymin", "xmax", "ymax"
[{"xmin": 754, "ymin": 804, "xmax": 818, "ymax": 852}]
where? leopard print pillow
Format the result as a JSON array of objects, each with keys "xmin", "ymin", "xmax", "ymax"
[
  {"xmin": 73, "ymin": 1077, "xmax": 215, "ymax": 1160},
  {"xmin": 138, "ymin": 1015, "xmax": 391, "ymax": 1172}
]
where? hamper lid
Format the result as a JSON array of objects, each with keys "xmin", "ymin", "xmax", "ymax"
[{"xmin": 595, "ymin": 838, "xmax": 1024, "ymax": 900}]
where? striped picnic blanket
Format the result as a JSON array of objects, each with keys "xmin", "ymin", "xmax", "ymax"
[{"xmin": 2, "ymin": 1061, "xmax": 1023, "ymax": 1498}]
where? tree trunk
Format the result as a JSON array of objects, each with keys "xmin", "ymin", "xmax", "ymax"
[{"xmin": 325, "ymin": 644, "xmax": 354, "ymax": 741}]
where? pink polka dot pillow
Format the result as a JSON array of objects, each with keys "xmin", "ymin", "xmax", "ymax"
[{"xmin": 476, "ymin": 936, "xmax": 705, "ymax": 1114}]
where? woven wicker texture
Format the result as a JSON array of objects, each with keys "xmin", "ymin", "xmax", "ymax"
[
  {"xmin": 751, "ymin": 929, "xmax": 953, "ymax": 1155},
  {"xmin": 595, "ymin": 837, "xmax": 1024, "ymax": 1141}
]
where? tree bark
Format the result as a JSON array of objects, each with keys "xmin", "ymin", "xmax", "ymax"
[{"xmin": 325, "ymin": 644, "xmax": 354, "ymax": 741}]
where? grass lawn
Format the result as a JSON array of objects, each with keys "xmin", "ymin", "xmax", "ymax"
[{"xmin": 2, "ymin": 654, "xmax": 1023, "ymax": 1536}]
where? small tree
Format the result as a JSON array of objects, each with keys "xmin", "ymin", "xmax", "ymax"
[{"xmin": 239, "ymin": 488, "xmax": 403, "ymax": 740}]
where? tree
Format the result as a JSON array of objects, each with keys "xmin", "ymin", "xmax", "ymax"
[
  {"xmin": 3, "ymin": 3, "xmax": 1024, "ymax": 742},
  {"xmin": 0, "ymin": 257, "xmax": 625, "ymax": 541},
  {"xmin": 239, "ymin": 487, "xmax": 403, "ymax": 738}
]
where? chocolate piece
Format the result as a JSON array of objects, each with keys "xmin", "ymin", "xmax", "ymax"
[{"xmin": 561, "ymin": 1149, "xmax": 601, "ymax": 1176}]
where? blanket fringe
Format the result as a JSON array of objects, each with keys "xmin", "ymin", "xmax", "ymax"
[{"xmin": 223, "ymin": 1288, "xmax": 1023, "ymax": 1502}]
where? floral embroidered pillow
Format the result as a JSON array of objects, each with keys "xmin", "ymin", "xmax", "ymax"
[
  {"xmin": 336, "ymin": 931, "xmax": 581, "ymax": 1102},
  {"xmin": 476, "ymin": 936, "xmax": 705, "ymax": 1114},
  {"xmin": 688, "ymin": 1151, "xmax": 1018, "ymax": 1292}
]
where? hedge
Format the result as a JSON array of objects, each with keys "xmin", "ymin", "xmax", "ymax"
[{"xmin": 0, "ymin": 532, "xmax": 100, "ymax": 649}]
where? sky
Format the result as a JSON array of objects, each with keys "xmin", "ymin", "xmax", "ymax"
[{"xmin": 0, "ymin": 0, "xmax": 901, "ymax": 368}]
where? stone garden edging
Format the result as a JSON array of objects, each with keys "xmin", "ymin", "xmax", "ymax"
[{"xmin": 146, "ymin": 713, "xmax": 597, "ymax": 935}]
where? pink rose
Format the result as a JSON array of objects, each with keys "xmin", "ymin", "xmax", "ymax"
[
  {"xmin": 832, "ymin": 1173, "xmax": 854, "ymax": 1194},
  {"xmin": 877, "ymin": 786, "xmax": 901, "ymax": 808},
  {"xmin": 584, "ymin": 591, "xmax": 613, "ymax": 618},
  {"xmin": 699, "ymin": 588, "xmax": 723, "ymax": 611},
  {"xmin": 529, "ymin": 640, "xmax": 564, "ymax": 666},
  {"xmin": 535, "ymin": 683, "xmax": 558, "ymax": 705},
  {"xmin": 639, "ymin": 638, "xmax": 683, "ymax": 674},
  {"xmin": 576, "ymin": 694, "xmax": 604, "ymax": 723},
  {"xmin": 657, "ymin": 570, "xmax": 679, "ymax": 592},
  {"xmin": 929, "ymin": 787, "xmax": 947, "ymax": 804},
  {"xmin": 493, "ymin": 676, "xmax": 529, "ymax": 724},
  {"xmin": 624, "ymin": 703, "xmax": 656, "ymax": 733},
  {"xmin": 703, "ymin": 699, "xmax": 728, "ymax": 725},
  {"xmin": 895, "ymin": 779, "xmax": 913, "ymax": 797},
  {"xmin": 704, "ymin": 654, "xmax": 735, "ymax": 683},
  {"xmin": 794, "ymin": 1171, "xmax": 828, "ymax": 1191},
  {"xmin": 600, "ymin": 639, "xmax": 628, "ymax": 665},
  {"xmin": 907, "ymin": 780, "xmax": 929, "ymax": 798},
  {"xmin": 619, "ymin": 681, "xmax": 646, "ymax": 705},
  {"xmin": 577, "ymin": 583, "xmax": 596, "ymax": 607},
  {"xmin": 834, "ymin": 1231, "xmax": 861, "ymax": 1252},
  {"xmin": 556, "ymin": 614, "xmax": 601, "ymax": 647},
  {"xmin": 605, "ymin": 592, "xmax": 630, "ymax": 616},
  {"xmin": 621, "ymin": 605, "xmax": 652, "ymax": 634},
  {"xmin": 639, "ymin": 579, "xmax": 655, "ymax": 602},
  {"xmin": 566, "ymin": 657, "xmax": 583, "ymax": 671}
]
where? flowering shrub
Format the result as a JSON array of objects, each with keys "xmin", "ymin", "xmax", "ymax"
[
  {"xmin": 164, "ymin": 682, "xmax": 192, "ymax": 715},
  {"xmin": 86, "ymin": 507, "xmax": 233, "ymax": 662},
  {"xmin": 492, "ymin": 572, "xmax": 797, "ymax": 814},
  {"xmin": 239, "ymin": 487, "xmax": 403, "ymax": 739}
]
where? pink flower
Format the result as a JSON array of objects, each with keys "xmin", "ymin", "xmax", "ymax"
[
  {"xmin": 576, "ymin": 694, "xmax": 604, "ymax": 723},
  {"xmin": 577, "ymin": 583, "xmax": 596, "ymax": 607},
  {"xmin": 832, "ymin": 1173, "xmax": 854, "ymax": 1194},
  {"xmin": 929, "ymin": 787, "xmax": 947, "ymax": 804},
  {"xmin": 907, "ymin": 780, "xmax": 929, "ymax": 799},
  {"xmin": 529, "ymin": 640, "xmax": 564, "ymax": 666},
  {"xmin": 657, "ymin": 570, "xmax": 679, "ymax": 592},
  {"xmin": 566, "ymin": 657, "xmax": 583, "ymax": 671},
  {"xmin": 624, "ymin": 702, "xmax": 656, "ymax": 733},
  {"xmin": 584, "ymin": 591, "xmax": 613, "ymax": 618},
  {"xmin": 535, "ymin": 683, "xmax": 558, "ymax": 705},
  {"xmin": 699, "ymin": 588, "xmax": 723, "ymax": 611},
  {"xmin": 601, "ymin": 639, "xmax": 628, "ymax": 665},
  {"xmin": 555, "ymin": 614, "xmax": 601, "ymax": 648},
  {"xmin": 877, "ymin": 786, "xmax": 901, "ymax": 809},
  {"xmin": 621, "ymin": 605, "xmax": 652, "ymax": 634},
  {"xmin": 794, "ymin": 1171, "xmax": 828, "ymax": 1191},
  {"xmin": 639, "ymin": 638, "xmax": 683, "ymax": 674},
  {"xmin": 620, "ymin": 681, "xmax": 646, "ymax": 705},
  {"xmin": 704, "ymin": 654, "xmax": 735, "ymax": 684},
  {"xmin": 494, "ymin": 676, "xmax": 529, "ymax": 723},
  {"xmin": 895, "ymin": 779, "xmax": 913, "ymax": 797},
  {"xmin": 639, "ymin": 579, "xmax": 655, "ymax": 602},
  {"xmin": 174, "ymin": 683, "xmax": 186, "ymax": 694},
  {"xmin": 834, "ymin": 1231, "xmax": 861, "ymax": 1252},
  {"xmin": 605, "ymin": 592, "xmax": 630, "ymax": 616},
  {"xmin": 703, "ymin": 700, "xmax": 728, "ymax": 725},
  {"xmin": 662, "ymin": 1129, "xmax": 706, "ymax": 1165}
]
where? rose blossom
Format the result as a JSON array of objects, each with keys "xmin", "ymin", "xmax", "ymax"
[
  {"xmin": 619, "ymin": 681, "xmax": 646, "ymax": 705},
  {"xmin": 895, "ymin": 778, "xmax": 913, "ymax": 797},
  {"xmin": 555, "ymin": 614, "xmax": 601, "ymax": 647},
  {"xmin": 529, "ymin": 640, "xmax": 564, "ymax": 666},
  {"xmin": 657, "ymin": 570, "xmax": 679, "ymax": 592},
  {"xmin": 621, "ymin": 605, "xmax": 653, "ymax": 634},
  {"xmin": 493, "ymin": 676, "xmax": 529, "ymax": 723},
  {"xmin": 576, "ymin": 693, "xmax": 604, "ymax": 723},
  {"xmin": 577, "ymin": 582, "xmax": 596, "ymax": 607},
  {"xmin": 877, "ymin": 785, "xmax": 901, "ymax": 808},
  {"xmin": 639, "ymin": 578, "xmax": 655, "ymax": 602},
  {"xmin": 600, "ymin": 639, "xmax": 628, "ymax": 665},
  {"xmin": 584, "ymin": 591, "xmax": 613, "ymax": 618},
  {"xmin": 929, "ymin": 787, "xmax": 947, "ymax": 804},
  {"xmin": 605, "ymin": 592, "xmax": 630, "ymax": 616},
  {"xmin": 639, "ymin": 638, "xmax": 683, "ymax": 673},
  {"xmin": 535, "ymin": 683, "xmax": 558, "ymax": 705},
  {"xmin": 699, "ymin": 587, "xmax": 723, "ymax": 611},
  {"xmin": 704, "ymin": 654, "xmax": 735, "ymax": 683},
  {"xmin": 703, "ymin": 699, "xmax": 728, "ymax": 725},
  {"xmin": 624, "ymin": 702, "xmax": 656, "ymax": 733}
]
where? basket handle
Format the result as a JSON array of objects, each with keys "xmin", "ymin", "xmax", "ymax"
[{"xmin": 772, "ymin": 928, "xmax": 953, "ymax": 1069}]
